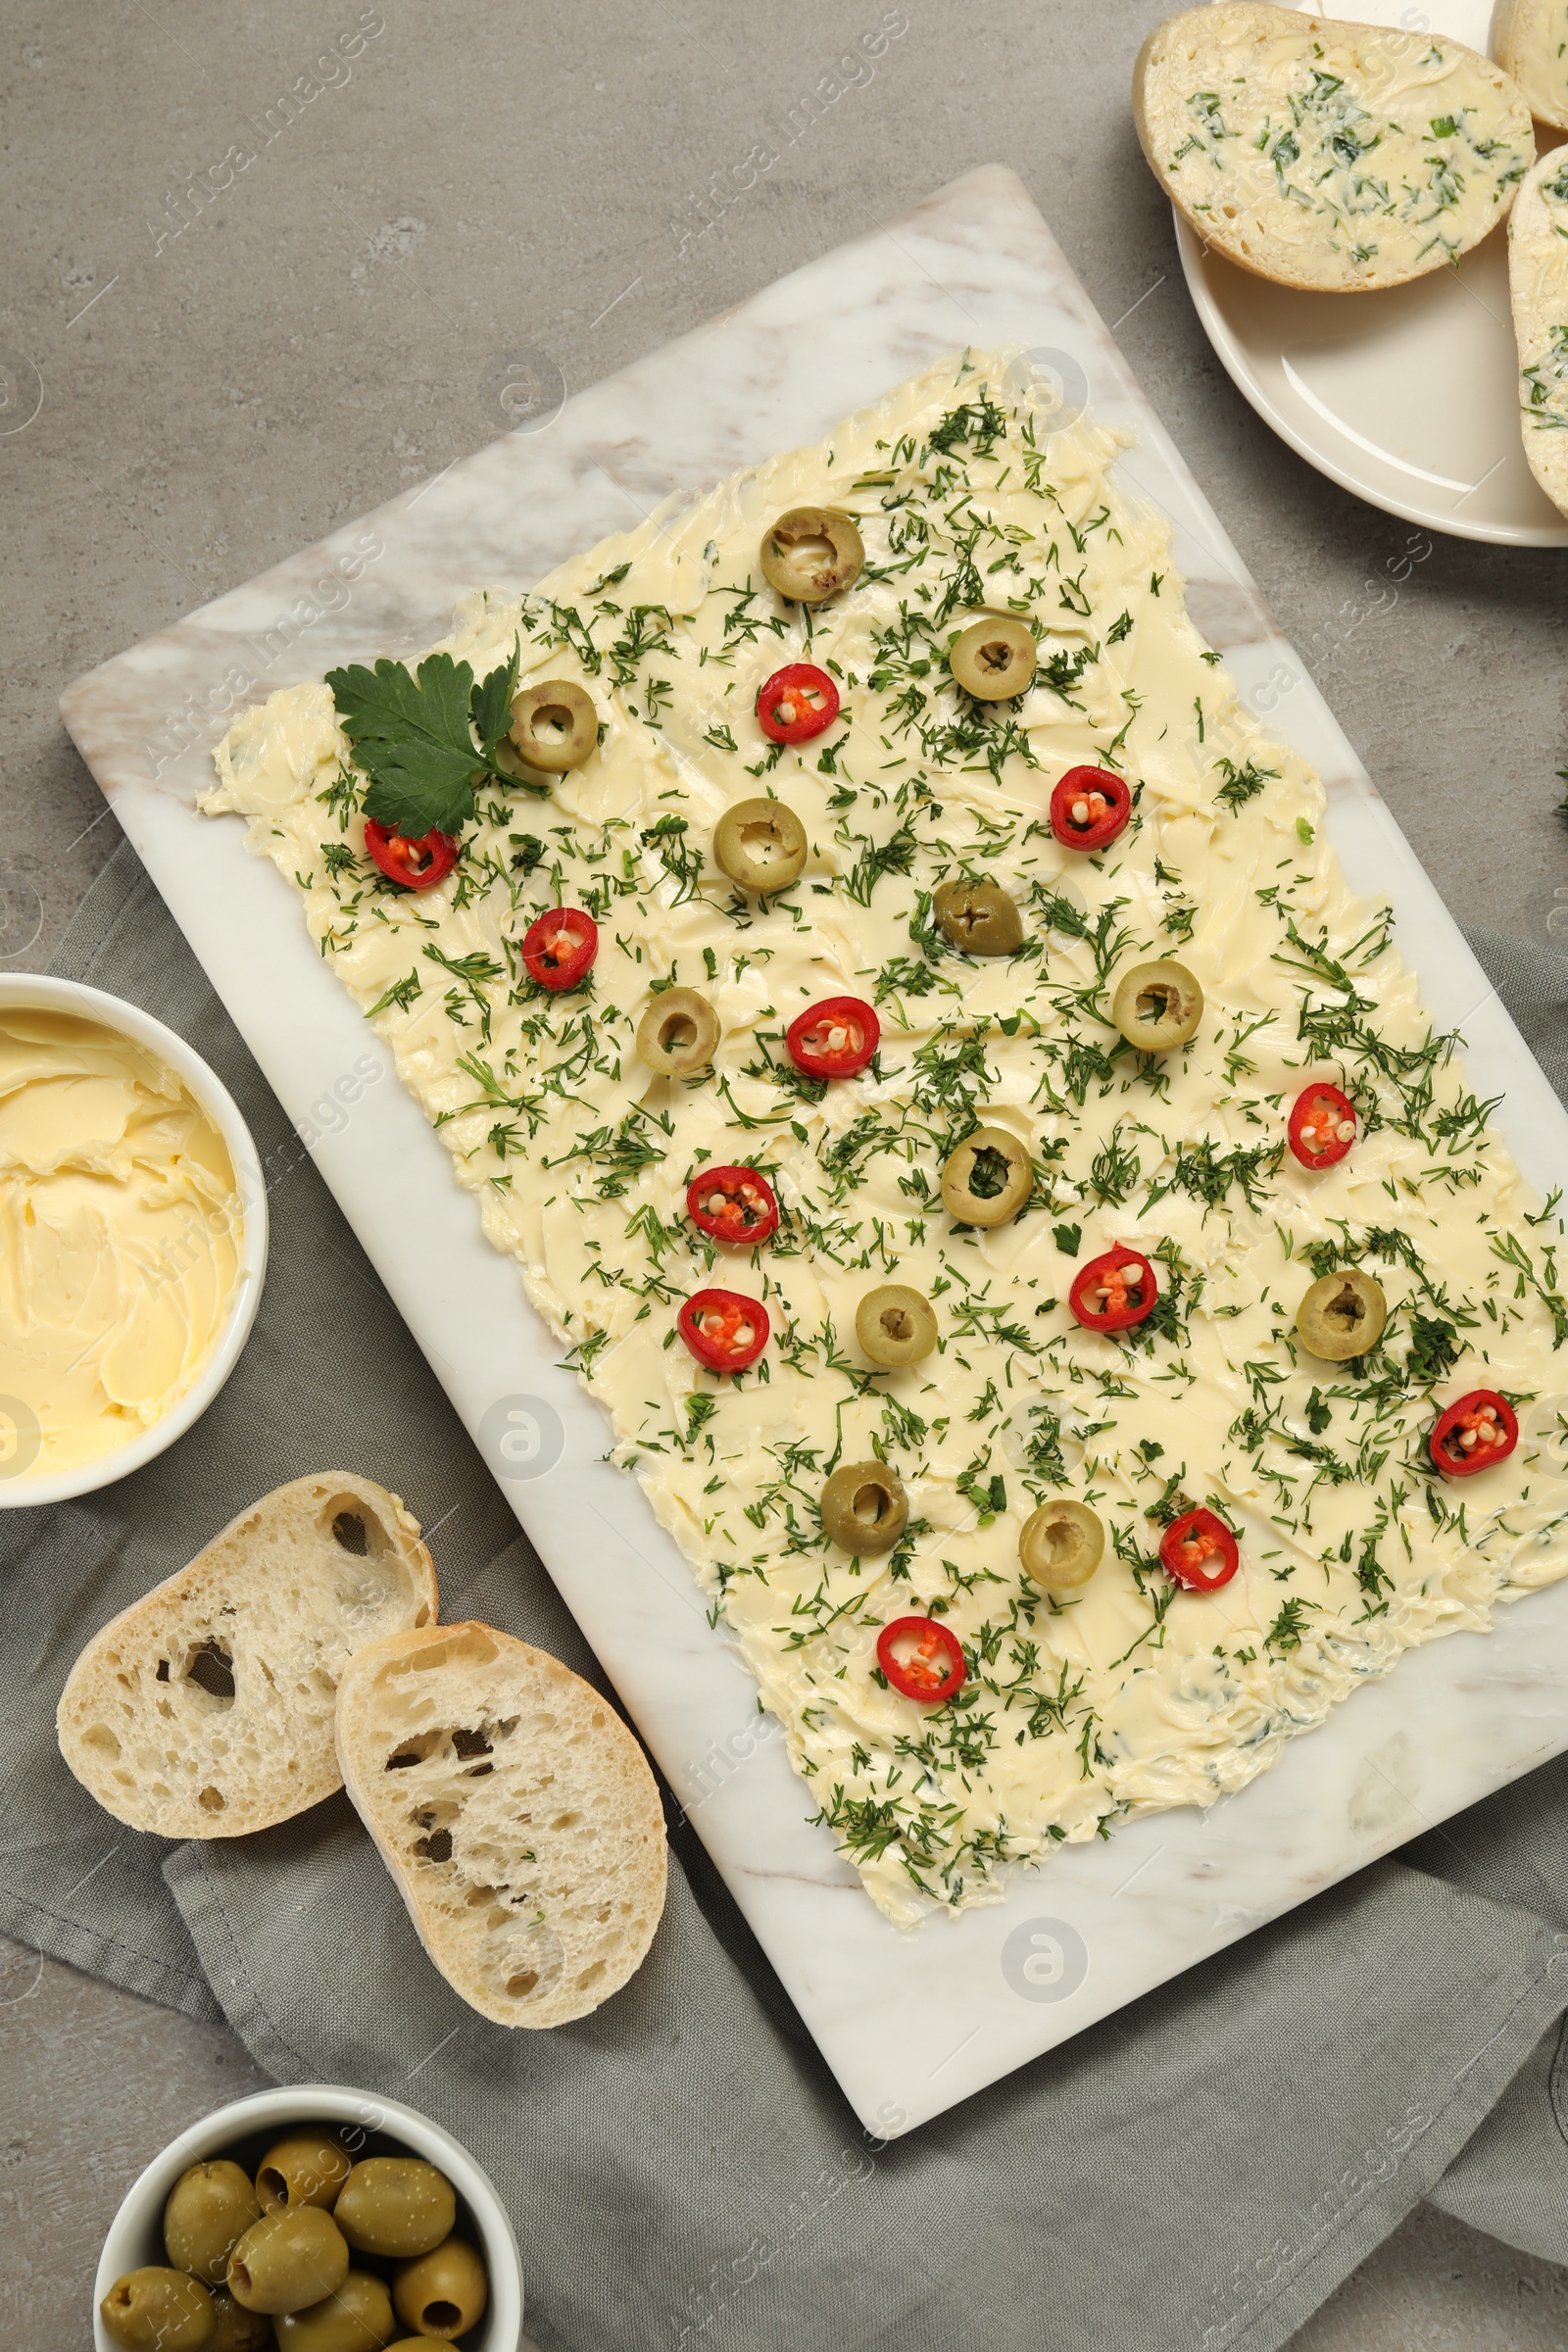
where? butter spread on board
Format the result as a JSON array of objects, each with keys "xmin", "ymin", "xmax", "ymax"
[
  {"xmin": 206, "ymin": 352, "xmax": 1568, "ymax": 1927},
  {"xmin": 0, "ymin": 1008, "xmax": 241, "ymax": 1480}
]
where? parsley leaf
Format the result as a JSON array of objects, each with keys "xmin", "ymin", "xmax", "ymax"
[{"xmin": 326, "ymin": 651, "xmax": 515, "ymax": 838}]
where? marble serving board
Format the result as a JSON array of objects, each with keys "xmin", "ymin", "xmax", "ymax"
[{"xmin": 59, "ymin": 166, "xmax": 1568, "ymax": 2136}]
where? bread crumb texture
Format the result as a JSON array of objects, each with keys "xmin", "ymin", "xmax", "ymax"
[
  {"xmin": 56, "ymin": 1475, "xmax": 436, "ymax": 1838},
  {"xmin": 1135, "ymin": 4, "xmax": 1535, "ymax": 290},
  {"xmin": 1510, "ymin": 145, "xmax": 1568, "ymax": 515},
  {"xmin": 1496, "ymin": 0, "xmax": 1568, "ymax": 133},
  {"xmin": 336, "ymin": 1624, "xmax": 666, "ymax": 2028}
]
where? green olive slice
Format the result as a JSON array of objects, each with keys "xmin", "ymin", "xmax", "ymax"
[
  {"xmin": 759, "ymin": 507, "xmax": 864, "ymax": 602},
  {"xmin": 820, "ymin": 1459, "xmax": 909, "ymax": 1553},
  {"xmin": 509, "ymin": 679, "xmax": 599, "ymax": 772},
  {"xmin": 635, "ymin": 987, "xmax": 719, "ymax": 1078},
  {"xmin": 712, "ymin": 797, "xmax": 808, "ymax": 893},
  {"xmin": 940, "ymin": 1126, "xmax": 1034, "ymax": 1227},
  {"xmin": 1296, "ymin": 1269, "xmax": 1387, "ymax": 1361},
  {"xmin": 1019, "ymin": 1499, "xmax": 1104, "ymax": 1591},
  {"xmin": 857, "ymin": 1285, "xmax": 938, "ymax": 1368},
  {"xmin": 949, "ymin": 615, "xmax": 1037, "ymax": 701},
  {"xmin": 933, "ymin": 877, "xmax": 1023, "ymax": 957},
  {"xmin": 1110, "ymin": 959, "xmax": 1203, "ymax": 1053}
]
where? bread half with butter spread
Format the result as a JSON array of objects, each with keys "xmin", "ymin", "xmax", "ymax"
[
  {"xmin": 57, "ymin": 1474, "xmax": 437, "ymax": 1838},
  {"xmin": 1509, "ymin": 143, "xmax": 1568, "ymax": 514},
  {"xmin": 1495, "ymin": 0, "xmax": 1568, "ymax": 133},
  {"xmin": 334, "ymin": 1622, "xmax": 666, "ymax": 2028},
  {"xmin": 1135, "ymin": 4, "xmax": 1535, "ymax": 290}
]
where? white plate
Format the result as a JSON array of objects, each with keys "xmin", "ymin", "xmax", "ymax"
[
  {"xmin": 57, "ymin": 165, "xmax": 1568, "ymax": 2136},
  {"xmin": 1174, "ymin": 0, "xmax": 1568, "ymax": 546}
]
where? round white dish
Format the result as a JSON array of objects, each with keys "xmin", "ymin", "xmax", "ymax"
[
  {"xmin": 91, "ymin": 2081, "xmax": 525, "ymax": 2352},
  {"xmin": 0, "ymin": 972, "xmax": 268, "ymax": 1508},
  {"xmin": 1171, "ymin": 0, "xmax": 1568, "ymax": 547}
]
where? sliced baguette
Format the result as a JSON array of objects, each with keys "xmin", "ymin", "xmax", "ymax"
[
  {"xmin": 1135, "ymin": 5, "xmax": 1535, "ymax": 290},
  {"xmin": 1509, "ymin": 143, "xmax": 1568, "ymax": 514},
  {"xmin": 334, "ymin": 1623, "xmax": 666, "ymax": 2029},
  {"xmin": 57, "ymin": 1475, "xmax": 437, "ymax": 1838},
  {"xmin": 1495, "ymin": 0, "xmax": 1568, "ymax": 133}
]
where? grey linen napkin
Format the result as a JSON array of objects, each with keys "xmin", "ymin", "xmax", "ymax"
[{"xmin": 4, "ymin": 842, "xmax": 1568, "ymax": 2352}]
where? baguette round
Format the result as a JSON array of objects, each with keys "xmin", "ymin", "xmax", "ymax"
[
  {"xmin": 334, "ymin": 1623, "xmax": 666, "ymax": 2029},
  {"xmin": 1134, "ymin": 4, "xmax": 1535, "ymax": 290},
  {"xmin": 1495, "ymin": 0, "xmax": 1568, "ymax": 133},
  {"xmin": 1509, "ymin": 143, "xmax": 1568, "ymax": 514},
  {"xmin": 57, "ymin": 1474, "xmax": 437, "ymax": 1838}
]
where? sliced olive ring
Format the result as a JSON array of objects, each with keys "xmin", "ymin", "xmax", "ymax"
[
  {"xmin": 759, "ymin": 506, "xmax": 864, "ymax": 603},
  {"xmin": 933, "ymin": 877, "xmax": 1023, "ymax": 957},
  {"xmin": 635, "ymin": 988, "xmax": 720, "ymax": 1078},
  {"xmin": 1019, "ymin": 1499, "xmax": 1104, "ymax": 1591},
  {"xmin": 1110, "ymin": 959, "xmax": 1203, "ymax": 1053},
  {"xmin": 949, "ymin": 614, "xmax": 1038, "ymax": 701},
  {"xmin": 712, "ymin": 797, "xmax": 808, "ymax": 893},
  {"xmin": 857, "ymin": 1285, "xmax": 938, "ymax": 1369},
  {"xmin": 820, "ymin": 1459, "xmax": 909, "ymax": 1553},
  {"xmin": 1296, "ymin": 1269, "xmax": 1387, "ymax": 1362},
  {"xmin": 940, "ymin": 1126, "xmax": 1034, "ymax": 1228},
  {"xmin": 509, "ymin": 679, "xmax": 599, "ymax": 772}
]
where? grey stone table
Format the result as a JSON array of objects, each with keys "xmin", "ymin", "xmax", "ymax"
[{"xmin": 1, "ymin": 5, "xmax": 1565, "ymax": 2345}]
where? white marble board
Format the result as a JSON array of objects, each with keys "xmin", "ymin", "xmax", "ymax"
[{"xmin": 58, "ymin": 167, "xmax": 1568, "ymax": 2136}]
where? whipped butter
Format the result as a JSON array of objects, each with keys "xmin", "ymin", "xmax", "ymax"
[
  {"xmin": 207, "ymin": 353, "xmax": 1568, "ymax": 1926},
  {"xmin": 0, "ymin": 1008, "xmax": 242, "ymax": 1480}
]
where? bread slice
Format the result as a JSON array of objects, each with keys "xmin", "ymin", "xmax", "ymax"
[
  {"xmin": 1134, "ymin": 5, "xmax": 1535, "ymax": 290},
  {"xmin": 1495, "ymin": 0, "xmax": 1568, "ymax": 133},
  {"xmin": 57, "ymin": 1475, "xmax": 437, "ymax": 1838},
  {"xmin": 1509, "ymin": 144, "xmax": 1568, "ymax": 514},
  {"xmin": 334, "ymin": 1623, "xmax": 666, "ymax": 2028}
]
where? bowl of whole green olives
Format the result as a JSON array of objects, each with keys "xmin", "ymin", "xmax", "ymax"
[{"xmin": 92, "ymin": 2084, "xmax": 524, "ymax": 2352}]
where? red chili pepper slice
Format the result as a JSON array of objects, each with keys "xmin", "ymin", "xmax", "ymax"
[
  {"xmin": 677, "ymin": 1288, "xmax": 769, "ymax": 1373},
  {"xmin": 876, "ymin": 1615, "xmax": 967, "ymax": 1704},
  {"xmin": 1159, "ymin": 1506, "xmax": 1241, "ymax": 1592},
  {"xmin": 1068, "ymin": 1244, "xmax": 1157, "ymax": 1333},
  {"xmin": 519, "ymin": 906, "xmax": 598, "ymax": 992},
  {"xmin": 1429, "ymin": 1390, "xmax": 1518, "ymax": 1479},
  {"xmin": 363, "ymin": 818, "xmax": 461, "ymax": 892},
  {"xmin": 757, "ymin": 662, "xmax": 840, "ymax": 746},
  {"xmin": 786, "ymin": 996, "xmax": 879, "ymax": 1080},
  {"xmin": 1049, "ymin": 766, "xmax": 1132, "ymax": 853},
  {"xmin": 686, "ymin": 1165, "xmax": 780, "ymax": 1247},
  {"xmin": 1288, "ymin": 1082, "xmax": 1357, "ymax": 1169}
]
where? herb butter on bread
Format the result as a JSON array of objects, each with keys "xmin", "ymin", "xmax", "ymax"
[
  {"xmin": 1509, "ymin": 144, "xmax": 1568, "ymax": 514},
  {"xmin": 1134, "ymin": 4, "xmax": 1534, "ymax": 290},
  {"xmin": 57, "ymin": 1474, "xmax": 437, "ymax": 1838},
  {"xmin": 1495, "ymin": 0, "xmax": 1568, "ymax": 133},
  {"xmin": 334, "ymin": 1624, "xmax": 666, "ymax": 2028}
]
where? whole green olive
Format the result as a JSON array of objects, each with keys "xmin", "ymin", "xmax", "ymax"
[
  {"xmin": 712, "ymin": 797, "xmax": 808, "ymax": 894},
  {"xmin": 857, "ymin": 1285, "xmax": 938, "ymax": 1369},
  {"xmin": 164, "ymin": 2159, "xmax": 262, "ymax": 2284},
  {"xmin": 100, "ymin": 2268, "xmax": 215, "ymax": 2352},
  {"xmin": 227, "ymin": 2210, "xmax": 350, "ymax": 2317},
  {"xmin": 1296, "ymin": 1269, "xmax": 1387, "ymax": 1361},
  {"xmin": 949, "ymin": 614, "xmax": 1038, "ymax": 701},
  {"xmin": 508, "ymin": 678, "xmax": 599, "ymax": 772},
  {"xmin": 392, "ymin": 2237, "xmax": 489, "ymax": 2342},
  {"xmin": 1110, "ymin": 959, "xmax": 1203, "ymax": 1053},
  {"xmin": 1019, "ymin": 1499, "xmax": 1104, "ymax": 1591},
  {"xmin": 273, "ymin": 2270, "xmax": 397, "ymax": 2352},
  {"xmin": 256, "ymin": 2133, "xmax": 353, "ymax": 2215},
  {"xmin": 940, "ymin": 1127, "xmax": 1034, "ymax": 1227},
  {"xmin": 933, "ymin": 877, "xmax": 1023, "ymax": 957},
  {"xmin": 206, "ymin": 2289, "xmax": 270, "ymax": 2352},
  {"xmin": 819, "ymin": 1460, "xmax": 909, "ymax": 1554},
  {"xmin": 333, "ymin": 2157, "xmax": 456, "ymax": 2261},
  {"xmin": 758, "ymin": 507, "xmax": 864, "ymax": 602},
  {"xmin": 635, "ymin": 987, "xmax": 720, "ymax": 1078}
]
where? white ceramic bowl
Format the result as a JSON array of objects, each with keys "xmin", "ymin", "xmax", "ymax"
[
  {"xmin": 92, "ymin": 2082, "xmax": 525, "ymax": 2350},
  {"xmin": 0, "ymin": 972, "xmax": 268, "ymax": 1508}
]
